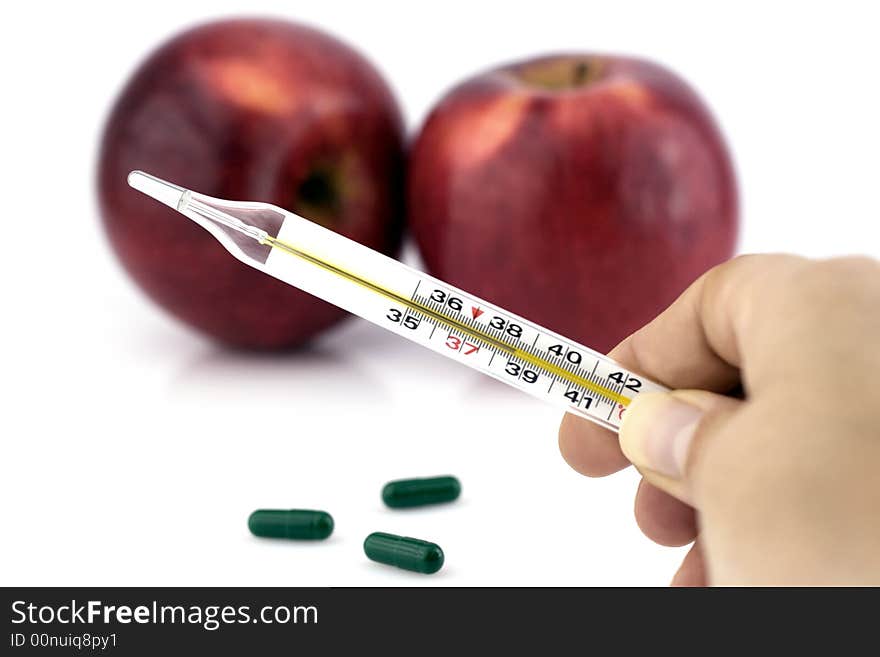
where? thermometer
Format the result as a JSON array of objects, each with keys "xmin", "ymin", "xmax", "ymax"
[{"xmin": 128, "ymin": 171, "xmax": 666, "ymax": 431}]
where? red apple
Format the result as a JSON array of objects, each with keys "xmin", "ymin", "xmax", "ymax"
[
  {"xmin": 408, "ymin": 55, "xmax": 738, "ymax": 354},
  {"xmin": 98, "ymin": 19, "xmax": 404, "ymax": 348}
]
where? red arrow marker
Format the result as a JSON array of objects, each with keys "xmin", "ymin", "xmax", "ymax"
[{"xmin": 471, "ymin": 306, "xmax": 484, "ymax": 319}]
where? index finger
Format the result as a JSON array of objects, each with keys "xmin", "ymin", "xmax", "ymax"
[{"xmin": 559, "ymin": 254, "xmax": 807, "ymax": 477}]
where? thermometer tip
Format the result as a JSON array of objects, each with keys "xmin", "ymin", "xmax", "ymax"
[{"xmin": 128, "ymin": 170, "xmax": 186, "ymax": 210}]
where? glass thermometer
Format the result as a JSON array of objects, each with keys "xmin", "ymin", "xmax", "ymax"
[{"xmin": 129, "ymin": 171, "xmax": 667, "ymax": 431}]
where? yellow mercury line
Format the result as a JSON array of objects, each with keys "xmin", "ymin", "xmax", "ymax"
[{"xmin": 263, "ymin": 234, "xmax": 632, "ymax": 407}]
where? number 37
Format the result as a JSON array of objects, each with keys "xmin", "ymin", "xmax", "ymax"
[{"xmin": 446, "ymin": 335, "xmax": 479, "ymax": 355}]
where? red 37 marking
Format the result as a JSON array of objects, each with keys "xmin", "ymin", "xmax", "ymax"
[{"xmin": 446, "ymin": 334, "xmax": 479, "ymax": 355}]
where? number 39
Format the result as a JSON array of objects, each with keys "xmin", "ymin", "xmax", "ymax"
[{"xmin": 505, "ymin": 361, "xmax": 538, "ymax": 384}]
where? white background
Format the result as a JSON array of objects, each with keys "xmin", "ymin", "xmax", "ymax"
[{"xmin": 1, "ymin": 1, "xmax": 878, "ymax": 586}]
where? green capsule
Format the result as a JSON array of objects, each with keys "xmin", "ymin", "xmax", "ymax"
[
  {"xmin": 363, "ymin": 532, "xmax": 444, "ymax": 574},
  {"xmin": 381, "ymin": 475, "xmax": 461, "ymax": 508},
  {"xmin": 248, "ymin": 509, "xmax": 334, "ymax": 540}
]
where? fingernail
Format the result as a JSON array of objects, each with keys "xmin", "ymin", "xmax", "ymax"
[{"xmin": 620, "ymin": 395, "xmax": 703, "ymax": 479}]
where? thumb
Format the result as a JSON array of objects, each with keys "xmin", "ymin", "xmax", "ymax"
[{"xmin": 619, "ymin": 390, "xmax": 742, "ymax": 504}]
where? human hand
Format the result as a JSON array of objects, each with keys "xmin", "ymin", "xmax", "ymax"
[{"xmin": 558, "ymin": 254, "xmax": 880, "ymax": 585}]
